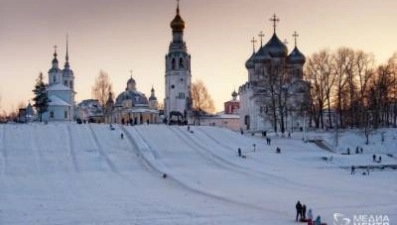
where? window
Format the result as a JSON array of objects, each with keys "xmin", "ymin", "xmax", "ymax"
[
  {"xmin": 179, "ymin": 58, "xmax": 184, "ymax": 68},
  {"xmin": 171, "ymin": 58, "xmax": 176, "ymax": 70},
  {"xmin": 64, "ymin": 80, "xmax": 68, "ymax": 86},
  {"xmin": 70, "ymin": 81, "xmax": 73, "ymax": 89},
  {"xmin": 178, "ymin": 92, "xmax": 185, "ymax": 99},
  {"xmin": 50, "ymin": 111, "xmax": 54, "ymax": 118},
  {"xmin": 64, "ymin": 111, "xmax": 68, "ymax": 119},
  {"xmin": 53, "ymin": 76, "xmax": 56, "ymax": 83},
  {"xmin": 171, "ymin": 85, "xmax": 175, "ymax": 89}
]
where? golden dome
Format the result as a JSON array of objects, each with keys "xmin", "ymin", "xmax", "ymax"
[{"xmin": 170, "ymin": 6, "xmax": 185, "ymax": 32}]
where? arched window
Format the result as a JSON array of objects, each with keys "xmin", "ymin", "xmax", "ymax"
[
  {"xmin": 171, "ymin": 58, "xmax": 176, "ymax": 70},
  {"xmin": 53, "ymin": 75, "xmax": 56, "ymax": 83},
  {"xmin": 70, "ymin": 81, "xmax": 73, "ymax": 89},
  {"xmin": 179, "ymin": 58, "xmax": 184, "ymax": 68},
  {"xmin": 64, "ymin": 80, "xmax": 68, "ymax": 86}
]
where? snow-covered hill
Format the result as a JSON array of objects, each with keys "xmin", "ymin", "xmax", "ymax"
[{"xmin": 0, "ymin": 123, "xmax": 396, "ymax": 225}]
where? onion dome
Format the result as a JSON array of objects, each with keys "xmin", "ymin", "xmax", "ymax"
[
  {"xmin": 253, "ymin": 46, "xmax": 271, "ymax": 64},
  {"xmin": 245, "ymin": 53, "xmax": 255, "ymax": 69},
  {"xmin": 170, "ymin": 5, "xmax": 185, "ymax": 32},
  {"xmin": 49, "ymin": 46, "xmax": 61, "ymax": 73},
  {"xmin": 231, "ymin": 90, "xmax": 238, "ymax": 99},
  {"xmin": 149, "ymin": 87, "xmax": 157, "ymax": 101},
  {"xmin": 264, "ymin": 33, "xmax": 288, "ymax": 58},
  {"xmin": 287, "ymin": 46, "xmax": 306, "ymax": 65}
]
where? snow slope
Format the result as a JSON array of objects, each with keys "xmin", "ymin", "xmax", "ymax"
[{"xmin": 0, "ymin": 123, "xmax": 396, "ymax": 225}]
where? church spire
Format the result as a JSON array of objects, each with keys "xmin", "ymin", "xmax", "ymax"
[
  {"xmin": 64, "ymin": 34, "xmax": 70, "ymax": 69},
  {"xmin": 176, "ymin": 0, "xmax": 180, "ymax": 15}
]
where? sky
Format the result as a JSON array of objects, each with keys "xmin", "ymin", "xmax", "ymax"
[{"xmin": 0, "ymin": 0, "xmax": 397, "ymax": 113}]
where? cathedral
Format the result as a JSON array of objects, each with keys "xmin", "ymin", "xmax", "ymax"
[
  {"xmin": 239, "ymin": 14, "xmax": 311, "ymax": 134},
  {"xmin": 43, "ymin": 38, "xmax": 76, "ymax": 121},
  {"xmin": 164, "ymin": 1, "xmax": 192, "ymax": 123}
]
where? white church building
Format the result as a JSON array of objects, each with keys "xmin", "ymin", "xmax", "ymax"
[
  {"xmin": 42, "ymin": 39, "xmax": 76, "ymax": 122},
  {"xmin": 239, "ymin": 15, "xmax": 311, "ymax": 134},
  {"xmin": 164, "ymin": 2, "xmax": 192, "ymax": 123}
]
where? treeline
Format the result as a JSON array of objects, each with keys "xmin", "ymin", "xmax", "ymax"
[{"xmin": 305, "ymin": 47, "xmax": 397, "ymax": 129}]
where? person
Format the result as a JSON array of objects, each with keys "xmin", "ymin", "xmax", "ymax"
[
  {"xmin": 288, "ymin": 131, "xmax": 291, "ymax": 139},
  {"xmin": 356, "ymin": 146, "xmax": 359, "ymax": 154},
  {"xmin": 276, "ymin": 147, "xmax": 281, "ymax": 154},
  {"xmin": 187, "ymin": 125, "xmax": 190, "ymax": 131},
  {"xmin": 120, "ymin": 133, "xmax": 124, "ymax": 139},
  {"xmin": 366, "ymin": 166, "xmax": 370, "ymax": 175},
  {"xmin": 360, "ymin": 147, "xmax": 363, "ymax": 154},
  {"xmin": 238, "ymin": 148, "xmax": 242, "ymax": 157},
  {"xmin": 351, "ymin": 165, "xmax": 355, "ymax": 174},
  {"xmin": 378, "ymin": 156, "xmax": 382, "ymax": 163},
  {"xmin": 302, "ymin": 204, "xmax": 307, "ymax": 220},
  {"xmin": 295, "ymin": 201, "xmax": 303, "ymax": 221},
  {"xmin": 373, "ymin": 154, "xmax": 376, "ymax": 162},
  {"xmin": 314, "ymin": 216, "xmax": 321, "ymax": 225},
  {"xmin": 347, "ymin": 148, "xmax": 350, "ymax": 155},
  {"xmin": 307, "ymin": 208, "xmax": 313, "ymax": 220}
]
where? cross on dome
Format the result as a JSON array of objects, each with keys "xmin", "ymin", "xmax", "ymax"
[
  {"xmin": 292, "ymin": 31, "xmax": 299, "ymax": 47},
  {"xmin": 258, "ymin": 31, "xmax": 265, "ymax": 47},
  {"xmin": 270, "ymin": 13, "xmax": 280, "ymax": 34},
  {"xmin": 251, "ymin": 37, "xmax": 257, "ymax": 53}
]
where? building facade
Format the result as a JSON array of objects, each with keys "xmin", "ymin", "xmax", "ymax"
[
  {"xmin": 164, "ymin": 2, "xmax": 192, "ymax": 123},
  {"xmin": 239, "ymin": 15, "xmax": 311, "ymax": 133},
  {"xmin": 43, "ymin": 38, "xmax": 76, "ymax": 122},
  {"xmin": 108, "ymin": 76, "xmax": 159, "ymax": 125}
]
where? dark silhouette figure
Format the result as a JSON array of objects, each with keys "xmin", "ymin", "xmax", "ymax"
[
  {"xmin": 378, "ymin": 156, "xmax": 382, "ymax": 163},
  {"xmin": 302, "ymin": 204, "xmax": 307, "ymax": 220},
  {"xmin": 373, "ymin": 154, "xmax": 376, "ymax": 163},
  {"xmin": 288, "ymin": 131, "xmax": 291, "ymax": 139},
  {"xmin": 347, "ymin": 148, "xmax": 350, "ymax": 155},
  {"xmin": 266, "ymin": 137, "xmax": 271, "ymax": 145},
  {"xmin": 351, "ymin": 165, "xmax": 355, "ymax": 174},
  {"xmin": 187, "ymin": 126, "xmax": 190, "ymax": 131},
  {"xmin": 120, "ymin": 133, "xmax": 124, "ymax": 139},
  {"xmin": 276, "ymin": 147, "xmax": 281, "ymax": 153},
  {"xmin": 296, "ymin": 201, "xmax": 303, "ymax": 221},
  {"xmin": 238, "ymin": 148, "xmax": 242, "ymax": 157},
  {"xmin": 356, "ymin": 146, "xmax": 360, "ymax": 154},
  {"xmin": 360, "ymin": 147, "xmax": 363, "ymax": 154}
]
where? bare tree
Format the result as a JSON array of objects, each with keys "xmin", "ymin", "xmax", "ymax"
[
  {"xmin": 191, "ymin": 79, "xmax": 216, "ymax": 114},
  {"xmin": 305, "ymin": 49, "xmax": 336, "ymax": 129},
  {"xmin": 92, "ymin": 70, "xmax": 113, "ymax": 107}
]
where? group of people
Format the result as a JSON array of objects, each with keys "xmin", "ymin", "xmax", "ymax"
[{"xmin": 296, "ymin": 201, "xmax": 323, "ymax": 225}]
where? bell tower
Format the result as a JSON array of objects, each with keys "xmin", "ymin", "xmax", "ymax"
[{"xmin": 164, "ymin": 0, "xmax": 192, "ymax": 121}]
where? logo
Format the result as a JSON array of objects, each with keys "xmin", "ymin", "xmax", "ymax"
[
  {"xmin": 334, "ymin": 213, "xmax": 351, "ymax": 225},
  {"xmin": 333, "ymin": 213, "xmax": 390, "ymax": 225}
]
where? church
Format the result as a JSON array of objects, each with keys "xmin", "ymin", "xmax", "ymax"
[
  {"xmin": 42, "ymin": 38, "xmax": 76, "ymax": 122},
  {"xmin": 239, "ymin": 15, "xmax": 311, "ymax": 134},
  {"xmin": 164, "ymin": 1, "xmax": 192, "ymax": 124}
]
